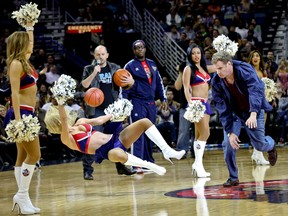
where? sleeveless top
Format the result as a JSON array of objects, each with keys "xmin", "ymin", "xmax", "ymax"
[
  {"xmin": 20, "ymin": 69, "xmax": 38, "ymax": 90},
  {"xmin": 71, "ymin": 123, "xmax": 96, "ymax": 153},
  {"xmin": 191, "ymin": 70, "xmax": 211, "ymax": 86}
]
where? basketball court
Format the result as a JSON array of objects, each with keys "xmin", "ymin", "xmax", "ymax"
[{"xmin": 0, "ymin": 147, "xmax": 287, "ymax": 215}]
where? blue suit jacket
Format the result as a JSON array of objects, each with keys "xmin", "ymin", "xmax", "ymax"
[
  {"xmin": 211, "ymin": 60, "xmax": 272, "ymax": 133},
  {"xmin": 122, "ymin": 58, "xmax": 166, "ymax": 103}
]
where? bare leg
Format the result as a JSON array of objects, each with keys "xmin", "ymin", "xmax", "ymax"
[
  {"xmin": 20, "ymin": 137, "xmax": 41, "ymax": 165},
  {"xmin": 15, "ymin": 143, "xmax": 27, "ymax": 166},
  {"xmin": 108, "ymin": 148, "xmax": 128, "ymax": 164},
  {"xmin": 119, "ymin": 118, "xmax": 152, "ymax": 149},
  {"xmin": 194, "ymin": 115, "xmax": 210, "ymax": 141}
]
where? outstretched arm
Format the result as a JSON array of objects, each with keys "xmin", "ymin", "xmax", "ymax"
[
  {"xmin": 75, "ymin": 114, "xmax": 113, "ymax": 126},
  {"xmin": 58, "ymin": 105, "xmax": 74, "ymax": 148},
  {"xmin": 26, "ymin": 23, "xmax": 34, "ymax": 53}
]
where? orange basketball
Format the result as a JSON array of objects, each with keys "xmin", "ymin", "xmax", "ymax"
[
  {"xmin": 113, "ymin": 69, "xmax": 131, "ymax": 87},
  {"xmin": 84, "ymin": 87, "xmax": 104, "ymax": 107}
]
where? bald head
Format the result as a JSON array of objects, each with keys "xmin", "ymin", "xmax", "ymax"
[
  {"xmin": 94, "ymin": 45, "xmax": 108, "ymax": 53},
  {"xmin": 94, "ymin": 45, "xmax": 109, "ymax": 66}
]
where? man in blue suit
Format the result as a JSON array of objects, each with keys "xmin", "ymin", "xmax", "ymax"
[
  {"xmin": 211, "ymin": 51, "xmax": 278, "ymax": 187},
  {"xmin": 122, "ymin": 40, "xmax": 167, "ymax": 172}
]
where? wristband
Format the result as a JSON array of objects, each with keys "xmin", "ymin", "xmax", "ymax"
[{"xmin": 25, "ymin": 26, "xmax": 34, "ymax": 31}]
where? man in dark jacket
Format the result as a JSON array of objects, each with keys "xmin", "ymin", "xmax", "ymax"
[
  {"xmin": 80, "ymin": 45, "xmax": 135, "ymax": 180},
  {"xmin": 211, "ymin": 51, "xmax": 277, "ymax": 187}
]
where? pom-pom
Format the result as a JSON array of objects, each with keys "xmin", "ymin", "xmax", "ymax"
[
  {"xmin": 11, "ymin": 2, "xmax": 41, "ymax": 27},
  {"xmin": 50, "ymin": 75, "xmax": 76, "ymax": 105},
  {"xmin": 5, "ymin": 114, "xmax": 40, "ymax": 143},
  {"xmin": 261, "ymin": 77, "xmax": 278, "ymax": 102},
  {"xmin": 213, "ymin": 35, "xmax": 238, "ymax": 57},
  {"xmin": 104, "ymin": 99, "xmax": 133, "ymax": 122},
  {"xmin": 184, "ymin": 100, "xmax": 206, "ymax": 123}
]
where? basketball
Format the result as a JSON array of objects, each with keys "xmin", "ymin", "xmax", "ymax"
[
  {"xmin": 113, "ymin": 69, "xmax": 131, "ymax": 87},
  {"xmin": 84, "ymin": 87, "xmax": 104, "ymax": 107}
]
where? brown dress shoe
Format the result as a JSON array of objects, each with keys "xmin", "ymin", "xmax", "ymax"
[
  {"xmin": 267, "ymin": 146, "xmax": 277, "ymax": 166},
  {"xmin": 223, "ymin": 179, "xmax": 239, "ymax": 187}
]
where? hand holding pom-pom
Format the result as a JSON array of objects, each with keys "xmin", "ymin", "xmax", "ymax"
[
  {"xmin": 50, "ymin": 75, "xmax": 76, "ymax": 105},
  {"xmin": 184, "ymin": 100, "xmax": 206, "ymax": 123},
  {"xmin": 261, "ymin": 77, "xmax": 278, "ymax": 102},
  {"xmin": 11, "ymin": 2, "xmax": 41, "ymax": 27},
  {"xmin": 54, "ymin": 97, "xmax": 67, "ymax": 106},
  {"xmin": 5, "ymin": 115, "xmax": 40, "ymax": 143},
  {"xmin": 104, "ymin": 99, "xmax": 133, "ymax": 122},
  {"xmin": 212, "ymin": 35, "xmax": 238, "ymax": 57}
]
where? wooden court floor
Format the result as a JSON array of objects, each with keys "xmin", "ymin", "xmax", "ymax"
[{"xmin": 0, "ymin": 147, "xmax": 287, "ymax": 216}]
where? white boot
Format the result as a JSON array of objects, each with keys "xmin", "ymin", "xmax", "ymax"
[
  {"xmin": 192, "ymin": 178, "xmax": 210, "ymax": 216},
  {"xmin": 145, "ymin": 125, "xmax": 186, "ymax": 164},
  {"xmin": 12, "ymin": 163, "xmax": 38, "ymax": 215},
  {"xmin": 192, "ymin": 140, "xmax": 210, "ymax": 178},
  {"xmin": 251, "ymin": 148, "xmax": 270, "ymax": 165},
  {"xmin": 124, "ymin": 153, "xmax": 166, "ymax": 175},
  {"xmin": 14, "ymin": 165, "xmax": 40, "ymax": 213}
]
